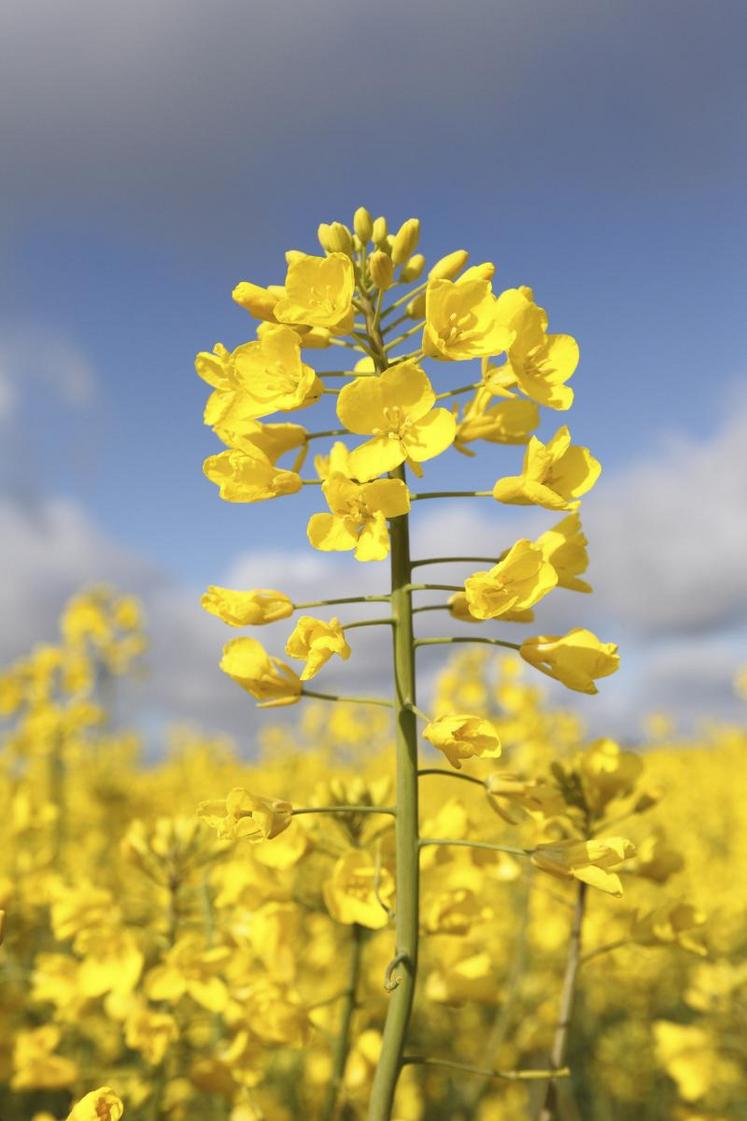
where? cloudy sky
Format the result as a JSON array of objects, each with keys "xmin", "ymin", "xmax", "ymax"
[{"xmin": 1, "ymin": 0, "xmax": 746, "ymax": 749}]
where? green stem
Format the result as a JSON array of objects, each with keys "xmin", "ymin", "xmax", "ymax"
[
  {"xmin": 294, "ymin": 595, "xmax": 390, "ymax": 609},
  {"xmin": 301, "ymin": 690, "xmax": 393, "ymax": 708},
  {"xmin": 411, "ymin": 490, "xmax": 492, "ymax": 500},
  {"xmin": 414, "ymin": 637, "xmax": 521, "ymax": 652},
  {"xmin": 343, "ymin": 617, "xmax": 395, "ymax": 631},
  {"xmin": 381, "ymin": 312, "xmax": 410, "ymax": 335},
  {"xmin": 435, "ymin": 382, "xmax": 480, "ymax": 400},
  {"xmin": 579, "ymin": 937, "xmax": 630, "ymax": 966},
  {"xmin": 401, "ymin": 1057, "xmax": 570, "ymax": 1082},
  {"xmin": 403, "ymin": 583, "xmax": 463, "ymax": 593},
  {"xmin": 322, "ymin": 924, "xmax": 365, "ymax": 1121},
  {"xmin": 307, "ymin": 428, "xmax": 348, "ymax": 440},
  {"xmin": 419, "ymin": 838, "xmax": 531, "ymax": 858},
  {"xmin": 292, "ymin": 806, "xmax": 396, "ymax": 817},
  {"xmin": 411, "ymin": 604, "xmax": 451, "ymax": 615},
  {"xmin": 417, "ymin": 768, "xmax": 485, "ymax": 788},
  {"xmin": 410, "ymin": 556, "xmax": 501, "ymax": 568},
  {"xmin": 384, "ymin": 321, "xmax": 424, "ymax": 351},
  {"xmin": 538, "ymin": 882, "xmax": 587, "ymax": 1121},
  {"xmin": 381, "ymin": 281, "xmax": 427, "ymax": 318}
]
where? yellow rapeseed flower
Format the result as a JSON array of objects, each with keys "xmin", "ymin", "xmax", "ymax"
[
  {"xmin": 284, "ymin": 616, "xmax": 351, "ymax": 680},
  {"xmin": 197, "ymin": 788, "xmax": 293, "ymax": 842},
  {"xmin": 422, "ymin": 714, "xmax": 501, "ymax": 769},
  {"xmin": 203, "ymin": 446, "xmax": 302, "ymax": 503},
  {"xmin": 274, "ymin": 252, "xmax": 354, "ymax": 333},
  {"xmin": 66, "ymin": 1087, "xmax": 124, "ymax": 1121},
  {"xmin": 493, "ymin": 426, "xmax": 600, "ymax": 510},
  {"xmin": 464, "ymin": 538, "xmax": 558, "ymax": 620},
  {"xmin": 493, "ymin": 286, "xmax": 579, "ymax": 410},
  {"xmin": 322, "ymin": 850, "xmax": 394, "ymax": 929},
  {"xmin": 532, "ymin": 836, "xmax": 636, "ymax": 896},
  {"xmin": 201, "ymin": 587, "xmax": 294, "ymax": 627},
  {"xmin": 423, "ymin": 276, "xmax": 514, "ymax": 360},
  {"xmin": 219, "ymin": 638, "xmax": 302, "ymax": 706},
  {"xmin": 307, "ymin": 472, "xmax": 410, "ymax": 561},
  {"xmin": 520, "ymin": 628, "xmax": 620, "ymax": 694},
  {"xmin": 536, "ymin": 512, "xmax": 591, "ymax": 593}
]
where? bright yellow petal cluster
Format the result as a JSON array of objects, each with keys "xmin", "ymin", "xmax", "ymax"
[
  {"xmin": 322, "ymin": 850, "xmax": 394, "ymax": 929},
  {"xmin": 336, "ymin": 363, "xmax": 456, "ymax": 480},
  {"xmin": 274, "ymin": 253, "xmax": 355, "ymax": 333},
  {"xmin": 197, "ymin": 788, "xmax": 293, "ymax": 842},
  {"xmin": 307, "ymin": 473, "xmax": 410, "ymax": 562},
  {"xmin": 493, "ymin": 426, "xmax": 600, "ymax": 510},
  {"xmin": 464, "ymin": 538, "xmax": 558, "ymax": 620},
  {"xmin": 536, "ymin": 512, "xmax": 591, "ymax": 593},
  {"xmin": 520, "ymin": 628, "xmax": 620, "ymax": 694},
  {"xmin": 285, "ymin": 616, "xmax": 351, "ymax": 680},
  {"xmin": 422, "ymin": 714, "xmax": 501, "ymax": 769},
  {"xmin": 66, "ymin": 1087, "xmax": 124, "ymax": 1121},
  {"xmin": 203, "ymin": 446, "xmax": 302, "ymax": 503},
  {"xmin": 219, "ymin": 638, "xmax": 301, "ymax": 706},
  {"xmin": 454, "ymin": 390, "xmax": 539, "ymax": 455},
  {"xmin": 423, "ymin": 276, "xmax": 514, "ymax": 360},
  {"xmin": 531, "ymin": 836, "xmax": 636, "ymax": 896},
  {"xmin": 492, "ymin": 286, "xmax": 579, "ymax": 410},
  {"xmin": 202, "ymin": 587, "xmax": 294, "ymax": 627}
]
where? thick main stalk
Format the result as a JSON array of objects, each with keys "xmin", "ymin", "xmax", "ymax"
[{"xmin": 368, "ymin": 477, "xmax": 420, "ymax": 1120}]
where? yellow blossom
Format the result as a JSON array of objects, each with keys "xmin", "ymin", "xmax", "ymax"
[
  {"xmin": 422, "ymin": 714, "xmax": 501, "ymax": 769},
  {"xmin": 274, "ymin": 252, "xmax": 354, "ymax": 333},
  {"xmin": 145, "ymin": 935, "xmax": 231, "ymax": 1012},
  {"xmin": 322, "ymin": 849, "xmax": 394, "ymax": 929},
  {"xmin": 631, "ymin": 902, "xmax": 707, "ymax": 956},
  {"xmin": 492, "ymin": 286, "xmax": 579, "ymax": 409},
  {"xmin": 520, "ymin": 628, "xmax": 620, "ymax": 693},
  {"xmin": 536, "ymin": 512, "xmax": 591, "ymax": 592},
  {"xmin": 447, "ymin": 591, "xmax": 534, "ymax": 624},
  {"xmin": 12, "ymin": 1025, "xmax": 78, "ymax": 1090},
  {"xmin": 201, "ymin": 587, "xmax": 294, "ymax": 627},
  {"xmin": 203, "ymin": 446, "xmax": 302, "ymax": 503},
  {"xmin": 454, "ymin": 390, "xmax": 539, "ymax": 455},
  {"xmin": 220, "ymin": 638, "xmax": 301, "ymax": 706},
  {"xmin": 284, "ymin": 616, "xmax": 351, "ymax": 680},
  {"xmin": 493, "ymin": 426, "xmax": 601, "ymax": 510},
  {"xmin": 532, "ymin": 836, "xmax": 636, "ymax": 896},
  {"xmin": 197, "ymin": 787, "xmax": 293, "ymax": 842},
  {"xmin": 464, "ymin": 538, "xmax": 558, "ymax": 620},
  {"xmin": 231, "ymin": 280, "xmax": 282, "ymax": 322},
  {"xmin": 307, "ymin": 472, "xmax": 410, "ymax": 561},
  {"xmin": 423, "ymin": 276, "xmax": 514, "ymax": 360},
  {"xmin": 485, "ymin": 772, "xmax": 565, "ymax": 823},
  {"xmin": 66, "ymin": 1087, "xmax": 124, "ymax": 1121},
  {"xmin": 336, "ymin": 363, "xmax": 456, "ymax": 480}
]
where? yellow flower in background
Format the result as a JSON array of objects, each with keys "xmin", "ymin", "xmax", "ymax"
[
  {"xmin": 336, "ymin": 363, "xmax": 456, "ymax": 480},
  {"xmin": 307, "ymin": 472, "xmax": 410, "ymax": 561},
  {"xmin": 12, "ymin": 1026, "xmax": 78, "ymax": 1090},
  {"xmin": 493, "ymin": 426, "xmax": 601, "ymax": 510},
  {"xmin": 203, "ymin": 447, "xmax": 302, "ymax": 503},
  {"xmin": 631, "ymin": 902, "xmax": 707, "ymax": 956},
  {"xmin": 532, "ymin": 836, "xmax": 636, "ymax": 896},
  {"xmin": 485, "ymin": 772, "xmax": 565, "ymax": 823},
  {"xmin": 493, "ymin": 286, "xmax": 579, "ymax": 410},
  {"xmin": 201, "ymin": 587, "xmax": 294, "ymax": 627},
  {"xmin": 124, "ymin": 1004, "xmax": 179, "ymax": 1065},
  {"xmin": 145, "ymin": 936, "xmax": 230, "ymax": 1012},
  {"xmin": 220, "ymin": 638, "xmax": 302, "ymax": 706},
  {"xmin": 423, "ymin": 714, "xmax": 501, "ymax": 769},
  {"xmin": 285, "ymin": 616, "xmax": 351, "ymax": 680},
  {"xmin": 653, "ymin": 1021, "xmax": 739, "ymax": 1103},
  {"xmin": 197, "ymin": 788, "xmax": 293, "ymax": 842},
  {"xmin": 633, "ymin": 833, "xmax": 684, "ymax": 883},
  {"xmin": 454, "ymin": 389, "xmax": 539, "ymax": 454},
  {"xmin": 274, "ymin": 252, "xmax": 354, "ymax": 333},
  {"xmin": 536, "ymin": 512, "xmax": 591, "ymax": 593},
  {"xmin": 577, "ymin": 738, "xmax": 643, "ymax": 813},
  {"xmin": 422, "ymin": 276, "xmax": 514, "ymax": 360},
  {"xmin": 520, "ymin": 628, "xmax": 620, "ymax": 693},
  {"xmin": 313, "ymin": 439, "xmax": 353, "ymax": 480},
  {"xmin": 67, "ymin": 1087, "xmax": 124, "ymax": 1121},
  {"xmin": 464, "ymin": 538, "xmax": 558, "ymax": 620},
  {"xmin": 322, "ymin": 849, "xmax": 393, "ymax": 929}
]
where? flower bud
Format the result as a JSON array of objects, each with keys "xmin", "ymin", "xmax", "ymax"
[
  {"xmin": 353, "ymin": 207, "xmax": 373, "ymax": 243},
  {"xmin": 400, "ymin": 253, "xmax": 425, "ymax": 282},
  {"xmin": 460, "ymin": 261, "xmax": 496, "ymax": 283},
  {"xmin": 428, "ymin": 249, "xmax": 469, "ymax": 281},
  {"xmin": 372, "ymin": 216, "xmax": 388, "ymax": 246},
  {"xmin": 407, "ymin": 291, "xmax": 426, "ymax": 318},
  {"xmin": 391, "ymin": 218, "xmax": 420, "ymax": 265},
  {"xmin": 318, "ymin": 222, "xmax": 353, "ymax": 255},
  {"xmin": 369, "ymin": 250, "xmax": 394, "ymax": 291}
]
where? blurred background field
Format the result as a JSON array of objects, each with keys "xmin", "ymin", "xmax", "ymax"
[{"xmin": 1, "ymin": 589, "xmax": 745, "ymax": 1120}]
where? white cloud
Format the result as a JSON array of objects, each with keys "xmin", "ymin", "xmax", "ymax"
[{"xmin": 0, "ymin": 323, "xmax": 96, "ymax": 422}]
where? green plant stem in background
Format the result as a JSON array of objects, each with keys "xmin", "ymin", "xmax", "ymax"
[
  {"xmin": 538, "ymin": 881, "xmax": 588, "ymax": 1121},
  {"xmin": 321, "ymin": 923, "xmax": 364, "ymax": 1121}
]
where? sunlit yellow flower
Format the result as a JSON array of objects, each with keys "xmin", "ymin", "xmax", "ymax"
[
  {"xmin": 577, "ymin": 738, "xmax": 643, "ymax": 813},
  {"xmin": 336, "ymin": 363, "xmax": 455, "ymax": 480},
  {"xmin": 66, "ymin": 1087, "xmax": 124, "ymax": 1121},
  {"xmin": 447, "ymin": 591, "xmax": 534, "ymax": 625},
  {"xmin": 653, "ymin": 1021, "xmax": 738, "ymax": 1103},
  {"xmin": 12, "ymin": 1025, "xmax": 78, "ymax": 1090},
  {"xmin": 423, "ymin": 276, "xmax": 514, "ymax": 360},
  {"xmin": 213, "ymin": 416, "xmax": 308, "ymax": 469},
  {"xmin": 493, "ymin": 426, "xmax": 600, "ymax": 510},
  {"xmin": 124, "ymin": 1003, "xmax": 179, "ymax": 1065},
  {"xmin": 633, "ymin": 833, "xmax": 684, "ymax": 883},
  {"xmin": 197, "ymin": 787, "xmax": 293, "ymax": 842},
  {"xmin": 145, "ymin": 935, "xmax": 231, "ymax": 1012},
  {"xmin": 285, "ymin": 616, "xmax": 351, "ymax": 680},
  {"xmin": 202, "ymin": 587, "xmax": 294, "ymax": 627},
  {"xmin": 631, "ymin": 901, "xmax": 707, "ymax": 956},
  {"xmin": 520, "ymin": 628, "xmax": 620, "ymax": 693},
  {"xmin": 274, "ymin": 252, "xmax": 354, "ymax": 333},
  {"xmin": 485, "ymin": 772, "xmax": 565, "ymax": 823},
  {"xmin": 532, "ymin": 836, "xmax": 636, "ymax": 896},
  {"xmin": 307, "ymin": 472, "xmax": 410, "ymax": 561},
  {"xmin": 322, "ymin": 849, "xmax": 394, "ymax": 929},
  {"xmin": 220, "ymin": 638, "xmax": 302, "ymax": 706},
  {"xmin": 493, "ymin": 286, "xmax": 579, "ymax": 409},
  {"xmin": 536, "ymin": 512, "xmax": 591, "ymax": 593},
  {"xmin": 464, "ymin": 538, "xmax": 558, "ymax": 620},
  {"xmin": 454, "ymin": 389, "xmax": 539, "ymax": 455},
  {"xmin": 203, "ymin": 446, "xmax": 302, "ymax": 503},
  {"xmin": 231, "ymin": 280, "xmax": 282, "ymax": 322},
  {"xmin": 422, "ymin": 714, "xmax": 501, "ymax": 769}
]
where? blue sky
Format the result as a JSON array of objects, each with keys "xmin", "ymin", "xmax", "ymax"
[{"xmin": 1, "ymin": 0, "xmax": 746, "ymax": 744}]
